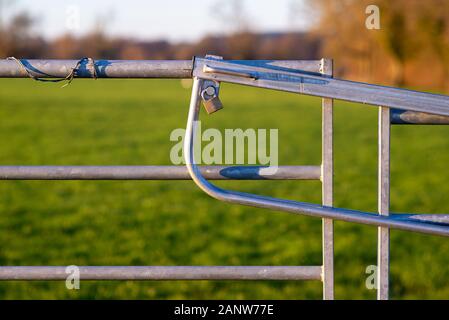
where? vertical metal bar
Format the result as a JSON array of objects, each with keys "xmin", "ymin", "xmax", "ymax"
[
  {"xmin": 321, "ymin": 58, "xmax": 334, "ymax": 300},
  {"xmin": 378, "ymin": 106, "xmax": 390, "ymax": 300}
]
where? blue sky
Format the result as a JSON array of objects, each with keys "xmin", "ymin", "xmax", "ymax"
[{"xmin": 3, "ymin": 0, "xmax": 313, "ymax": 42}]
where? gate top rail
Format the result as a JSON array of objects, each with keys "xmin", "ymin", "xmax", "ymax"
[
  {"xmin": 0, "ymin": 59, "xmax": 323, "ymax": 79},
  {"xmin": 1, "ymin": 57, "xmax": 448, "ymax": 117}
]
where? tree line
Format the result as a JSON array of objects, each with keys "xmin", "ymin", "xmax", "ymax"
[{"xmin": 1, "ymin": 0, "xmax": 448, "ymax": 90}]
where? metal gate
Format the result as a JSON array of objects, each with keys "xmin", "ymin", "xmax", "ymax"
[{"xmin": 0, "ymin": 56, "xmax": 448, "ymax": 300}]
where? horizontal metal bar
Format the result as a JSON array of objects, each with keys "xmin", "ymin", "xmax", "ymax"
[
  {"xmin": 194, "ymin": 58, "xmax": 449, "ymax": 117},
  {"xmin": 0, "ymin": 165, "xmax": 320, "ymax": 180},
  {"xmin": 1, "ymin": 59, "xmax": 193, "ymax": 79},
  {"xmin": 0, "ymin": 266, "xmax": 323, "ymax": 281},
  {"xmin": 392, "ymin": 214, "xmax": 449, "ymax": 225},
  {"xmin": 0, "ymin": 59, "xmax": 323, "ymax": 79},
  {"xmin": 390, "ymin": 109, "xmax": 449, "ymax": 125},
  {"xmin": 4, "ymin": 58, "xmax": 447, "ymax": 115}
]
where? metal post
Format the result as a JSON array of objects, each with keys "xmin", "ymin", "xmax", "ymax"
[
  {"xmin": 378, "ymin": 106, "xmax": 390, "ymax": 300},
  {"xmin": 321, "ymin": 58, "xmax": 334, "ymax": 300}
]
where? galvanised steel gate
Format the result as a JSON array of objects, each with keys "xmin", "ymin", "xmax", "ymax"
[{"xmin": 0, "ymin": 56, "xmax": 448, "ymax": 300}]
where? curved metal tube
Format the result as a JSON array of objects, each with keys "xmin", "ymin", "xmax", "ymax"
[{"xmin": 184, "ymin": 78, "xmax": 449, "ymax": 237}]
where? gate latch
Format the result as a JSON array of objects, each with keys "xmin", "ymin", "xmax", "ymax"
[{"xmin": 200, "ymin": 55, "xmax": 223, "ymax": 114}]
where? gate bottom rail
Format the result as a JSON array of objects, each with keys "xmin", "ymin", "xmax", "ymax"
[{"xmin": 0, "ymin": 266, "xmax": 323, "ymax": 281}]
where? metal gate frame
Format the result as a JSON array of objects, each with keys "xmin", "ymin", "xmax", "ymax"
[
  {"xmin": 0, "ymin": 57, "xmax": 448, "ymax": 300},
  {"xmin": 0, "ymin": 58, "xmax": 335, "ymax": 299}
]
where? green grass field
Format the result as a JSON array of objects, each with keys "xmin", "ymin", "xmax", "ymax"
[{"xmin": 0, "ymin": 78, "xmax": 448, "ymax": 299}]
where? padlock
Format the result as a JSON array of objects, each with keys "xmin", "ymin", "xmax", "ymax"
[{"xmin": 201, "ymin": 86, "xmax": 223, "ymax": 114}]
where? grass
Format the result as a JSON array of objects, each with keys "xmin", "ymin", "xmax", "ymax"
[{"xmin": 0, "ymin": 78, "xmax": 448, "ymax": 299}]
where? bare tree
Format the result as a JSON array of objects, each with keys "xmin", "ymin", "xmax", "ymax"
[
  {"xmin": 307, "ymin": 0, "xmax": 444, "ymax": 86},
  {"xmin": 0, "ymin": 0, "xmax": 14, "ymax": 29},
  {"xmin": 416, "ymin": 0, "xmax": 449, "ymax": 89},
  {"xmin": 376, "ymin": 0, "xmax": 420, "ymax": 86},
  {"xmin": 0, "ymin": 8, "xmax": 44, "ymax": 58},
  {"xmin": 307, "ymin": 0, "xmax": 379, "ymax": 80},
  {"xmin": 210, "ymin": 0, "xmax": 252, "ymax": 34}
]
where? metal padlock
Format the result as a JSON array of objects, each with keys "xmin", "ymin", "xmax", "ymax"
[{"xmin": 201, "ymin": 86, "xmax": 223, "ymax": 114}]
